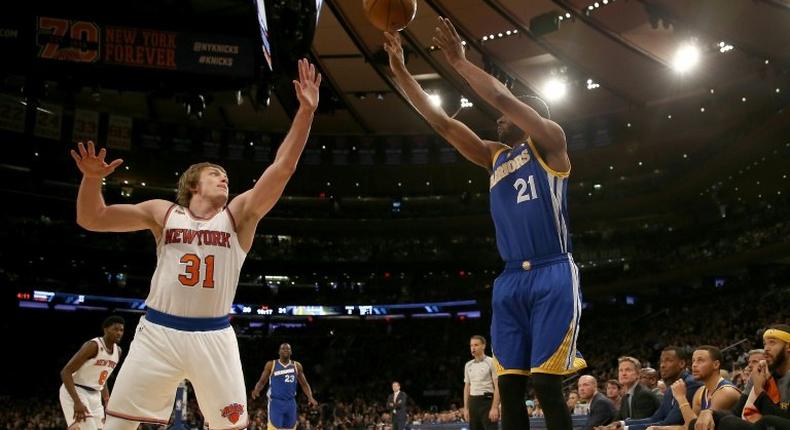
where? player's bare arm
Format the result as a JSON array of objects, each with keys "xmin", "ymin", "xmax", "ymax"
[
  {"xmin": 60, "ymin": 340, "xmax": 99, "ymax": 423},
  {"xmin": 71, "ymin": 141, "xmax": 172, "ymax": 239},
  {"xmin": 433, "ymin": 17, "xmax": 569, "ymax": 173},
  {"xmin": 296, "ymin": 361, "xmax": 317, "ymax": 407},
  {"xmin": 251, "ymin": 360, "xmax": 274, "ymax": 400},
  {"xmin": 384, "ymin": 31, "xmax": 506, "ymax": 170},
  {"xmin": 229, "ymin": 58, "xmax": 320, "ymax": 252}
]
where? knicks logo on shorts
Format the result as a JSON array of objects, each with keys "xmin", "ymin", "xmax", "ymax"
[{"xmin": 221, "ymin": 402, "xmax": 244, "ymax": 424}]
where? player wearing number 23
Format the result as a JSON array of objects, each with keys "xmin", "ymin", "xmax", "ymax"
[
  {"xmin": 70, "ymin": 58, "xmax": 322, "ymax": 430},
  {"xmin": 384, "ymin": 20, "xmax": 584, "ymax": 430}
]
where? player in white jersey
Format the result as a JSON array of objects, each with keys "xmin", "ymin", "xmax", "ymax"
[
  {"xmin": 69, "ymin": 59, "xmax": 321, "ymax": 430},
  {"xmin": 60, "ymin": 316, "xmax": 125, "ymax": 430}
]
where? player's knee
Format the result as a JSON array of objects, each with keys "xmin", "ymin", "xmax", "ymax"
[
  {"xmin": 531, "ymin": 373, "xmax": 563, "ymax": 397},
  {"xmin": 103, "ymin": 416, "xmax": 140, "ymax": 430},
  {"xmin": 498, "ymin": 374, "xmax": 527, "ymax": 402}
]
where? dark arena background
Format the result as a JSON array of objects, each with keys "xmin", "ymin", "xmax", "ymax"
[{"xmin": 1, "ymin": 0, "xmax": 789, "ymax": 429}]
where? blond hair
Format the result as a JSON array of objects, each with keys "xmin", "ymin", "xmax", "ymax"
[
  {"xmin": 618, "ymin": 356, "xmax": 642, "ymax": 371},
  {"xmin": 176, "ymin": 162, "xmax": 227, "ymax": 207}
]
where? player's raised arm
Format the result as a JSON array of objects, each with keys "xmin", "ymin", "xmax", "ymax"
[
  {"xmin": 384, "ymin": 31, "xmax": 505, "ymax": 170},
  {"xmin": 229, "ymin": 59, "xmax": 320, "ymax": 237},
  {"xmin": 432, "ymin": 18, "xmax": 569, "ymax": 172},
  {"xmin": 71, "ymin": 141, "xmax": 171, "ymax": 236}
]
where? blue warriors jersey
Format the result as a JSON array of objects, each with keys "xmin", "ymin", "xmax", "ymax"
[
  {"xmin": 700, "ymin": 378, "xmax": 737, "ymax": 410},
  {"xmin": 489, "ymin": 139, "xmax": 571, "ymax": 261},
  {"xmin": 268, "ymin": 360, "xmax": 298, "ymax": 400}
]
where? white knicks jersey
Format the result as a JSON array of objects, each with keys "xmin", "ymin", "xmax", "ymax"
[
  {"xmin": 72, "ymin": 337, "xmax": 120, "ymax": 391},
  {"xmin": 145, "ymin": 205, "xmax": 247, "ymax": 318}
]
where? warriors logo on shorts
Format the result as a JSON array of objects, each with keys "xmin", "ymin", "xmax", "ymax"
[{"xmin": 221, "ymin": 402, "xmax": 245, "ymax": 424}]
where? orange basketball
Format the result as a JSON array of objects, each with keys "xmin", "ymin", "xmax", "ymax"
[{"xmin": 363, "ymin": 0, "xmax": 417, "ymax": 32}]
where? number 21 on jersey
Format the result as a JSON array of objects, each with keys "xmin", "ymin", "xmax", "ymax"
[{"xmin": 514, "ymin": 175, "xmax": 538, "ymax": 203}]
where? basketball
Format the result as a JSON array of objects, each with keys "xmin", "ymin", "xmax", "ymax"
[{"xmin": 363, "ymin": 0, "xmax": 417, "ymax": 32}]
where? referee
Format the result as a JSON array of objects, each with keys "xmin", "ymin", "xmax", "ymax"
[{"xmin": 464, "ymin": 335, "xmax": 500, "ymax": 430}]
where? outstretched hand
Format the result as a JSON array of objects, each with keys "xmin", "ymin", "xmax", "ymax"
[
  {"xmin": 70, "ymin": 141, "xmax": 123, "ymax": 179},
  {"xmin": 433, "ymin": 17, "xmax": 466, "ymax": 66},
  {"xmin": 293, "ymin": 58, "xmax": 321, "ymax": 112},
  {"xmin": 383, "ymin": 32, "xmax": 406, "ymax": 71}
]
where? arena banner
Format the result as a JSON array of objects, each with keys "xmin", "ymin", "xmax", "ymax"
[
  {"xmin": 34, "ymin": 103, "xmax": 63, "ymax": 140},
  {"xmin": 106, "ymin": 115, "xmax": 133, "ymax": 150},
  {"xmin": 36, "ymin": 17, "xmax": 100, "ymax": 63},
  {"xmin": 0, "ymin": 98, "xmax": 26, "ymax": 133},
  {"xmin": 22, "ymin": 290, "xmax": 480, "ymax": 319},
  {"xmin": 72, "ymin": 109, "xmax": 99, "ymax": 143},
  {"xmin": 103, "ymin": 25, "xmax": 254, "ymax": 78}
]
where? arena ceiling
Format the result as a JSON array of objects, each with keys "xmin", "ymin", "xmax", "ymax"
[{"xmin": 6, "ymin": 0, "xmax": 788, "ymax": 136}]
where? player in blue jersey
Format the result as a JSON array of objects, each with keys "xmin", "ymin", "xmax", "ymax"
[
  {"xmin": 252, "ymin": 343, "xmax": 317, "ymax": 430},
  {"xmin": 385, "ymin": 19, "xmax": 585, "ymax": 430}
]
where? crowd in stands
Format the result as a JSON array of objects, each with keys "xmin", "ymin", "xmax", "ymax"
[
  {"xmin": 2, "ymin": 278, "xmax": 787, "ymax": 430},
  {"xmin": 2, "ymin": 191, "xmax": 788, "ymax": 307}
]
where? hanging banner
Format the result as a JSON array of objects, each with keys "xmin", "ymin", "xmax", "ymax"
[
  {"xmin": 34, "ymin": 103, "xmax": 63, "ymax": 140},
  {"xmin": 103, "ymin": 25, "xmax": 253, "ymax": 77},
  {"xmin": 106, "ymin": 115, "xmax": 133, "ymax": 150},
  {"xmin": 36, "ymin": 17, "xmax": 100, "ymax": 63},
  {"xmin": 0, "ymin": 98, "xmax": 26, "ymax": 133},
  {"xmin": 72, "ymin": 109, "xmax": 99, "ymax": 143}
]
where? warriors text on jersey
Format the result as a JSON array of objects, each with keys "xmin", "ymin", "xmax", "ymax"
[
  {"xmin": 72, "ymin": 337, "xmax": 120, "ymax": 391},
  {"xmin": 489, "ymin": 139, "xmax": 571, "ymax": 262},
  {"xmin": 269, "ymin": 360, "xmax": 298, "ymax": 400},
  {"xmin": 145, "ymin": 205, "xmax": 247, "ymax": 318}
]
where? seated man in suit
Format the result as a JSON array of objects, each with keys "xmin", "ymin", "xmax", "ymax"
[
  {"xmin": 616, "ymin": 356, "xmax": 661, "ymax": 420},
  {"xmin": 578, "ymin": 375, "xmax": 616, "ymax": 430}
]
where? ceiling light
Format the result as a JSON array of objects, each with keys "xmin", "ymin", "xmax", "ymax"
[
  {"xmin": 542, "ymin": 78, "xmax": 567, "ymax": 101},
  {"xmin": 428, "ymin": 93, "xmax": 442, "ymax": 107},
  {"xmin": 672, "ymin": 44, "xmax": 700, "ymax": 73}
]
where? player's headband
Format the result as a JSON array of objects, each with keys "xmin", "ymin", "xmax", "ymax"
[{"xmin": 763, "ymin": 328, "xmax": 790, "ymax": 343}]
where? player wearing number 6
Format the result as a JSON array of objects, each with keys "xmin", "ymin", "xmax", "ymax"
[
  {"xmin": 251, "ymin": 343, "xmax": 317, "ymax": 430},
  {"xmin": 59, "ymin": 316, "xmax": 125, "ymax": 430},
  {"xmin": 385, "ymin": 19, "xmax": 584, "ymax": 430},
  {"xmin": 70, "ymin": 58, "xmax": 321, "ymax": 430}
]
